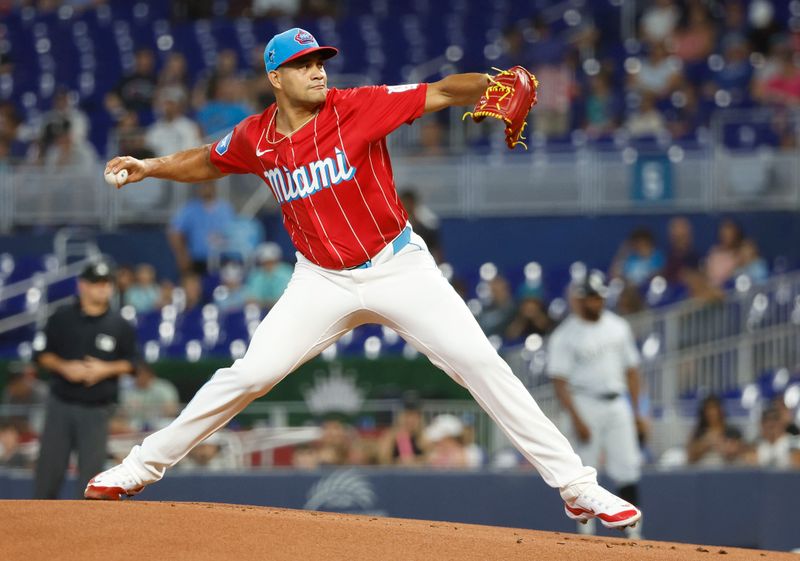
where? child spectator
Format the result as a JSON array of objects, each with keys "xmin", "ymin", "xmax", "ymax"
[
  {"xmin": 734, "ymin": 239, "xmax": 769, "ymax": 283},
  {"xmin": 611, "ymin": 227, "xmax": 665, "ymax": 288},
  {"xmin": 124, "ymin": 264, "xmax": 162, "ymax": 313},
  {"xmin": 377, "ymin": 393, "xmax": 427, "ymax": 466},
  {"xmin": 425, "ymin": 414, "xmax": 469, "ymax": 469},
  {"xmin": 245, "ymin": 242, "xmax": 293, "ymax": 308}
]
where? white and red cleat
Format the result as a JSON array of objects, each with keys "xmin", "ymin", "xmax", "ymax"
[
  {"xmin": 564, "ymin": 484, "xmax": 642, "ymax": 530},
  {"xmin": 84, "ymin": 464, "xmax": 145, "ymax": 500}
]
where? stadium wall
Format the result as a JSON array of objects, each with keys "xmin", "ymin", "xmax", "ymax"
[{"xmin": 1, "ymin": 469, "xmax": 797, "ymax": 551}]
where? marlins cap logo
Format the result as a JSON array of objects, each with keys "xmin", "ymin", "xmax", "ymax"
[
  {"xmin": 294, "ymin": 29, "xmax": 315, "ymax": 45},
  {"xmin": 268, "ymin": 49, "xmax": 275, "ymax": 63},
  {"xmin": 215, "ymin": 131, "xmax": 233, "ymax": 156}
]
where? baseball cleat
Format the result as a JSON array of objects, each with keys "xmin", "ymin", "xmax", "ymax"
[
  {"xmin": 563, "ymin": 484, "xmax": 641, "ymax": 530},
  {"xmin": 84, "ymin": 464, "xmax": 145, "ymax": 500}
]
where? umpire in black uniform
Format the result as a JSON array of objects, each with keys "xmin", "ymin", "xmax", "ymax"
[{"xmin": 34, "ymin": 261, "xmax": 137, "ymax": 499}]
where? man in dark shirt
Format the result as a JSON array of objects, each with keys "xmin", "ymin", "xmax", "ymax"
[{"xmin": 34, "ymin": 261, "xmax": 138, "ymax": 499}]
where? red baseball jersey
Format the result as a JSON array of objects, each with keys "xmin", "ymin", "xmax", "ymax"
[{"xmin": 209, "ymin": 83, "xmax": 428, "ymax": 269}]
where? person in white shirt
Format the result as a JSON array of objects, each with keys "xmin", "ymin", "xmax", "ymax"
[
  {"xmin": 548, "ymin": 271, "xmax": 645, "ymax": 537},
  {"xmin": 145, "ymin": 86, "xmax": 202, "ymax": 157}
]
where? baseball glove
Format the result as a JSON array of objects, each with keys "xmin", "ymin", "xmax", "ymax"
[{"xmin": 463, "ymin": 66, "xmax": 539, "ymax": 150}]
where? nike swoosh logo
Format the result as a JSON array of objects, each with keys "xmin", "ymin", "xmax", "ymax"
[{"xmin": 256, "ymin": 148, "xmax": 274, "ymax": 156}]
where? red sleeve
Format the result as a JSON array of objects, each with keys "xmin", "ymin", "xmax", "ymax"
[
  {"xmin": 335, "ymin": 83, "xmax": 428, "ymax": 142},
  {"xmin": 209, "ymin": 114, "xmax": 261, "ymax": 175}
]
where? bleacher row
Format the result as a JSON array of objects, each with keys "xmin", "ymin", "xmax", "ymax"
[
  {"xmin": 1, "ymin": 247, "xmax": 795, "ymax": 363},
  {"xmin": 2, "ymin": 0, "xmax": 796, "ymax": 155}
]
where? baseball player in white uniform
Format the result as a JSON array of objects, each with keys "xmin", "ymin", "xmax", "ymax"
[
  {"xmin": 548, "ymin": 271, "xmax": 644, "ymax": 536},
  {"xmin": 85, "ymin": 28, "xmax": 641, "ymax": 530}
]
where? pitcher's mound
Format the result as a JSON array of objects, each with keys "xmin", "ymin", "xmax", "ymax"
[{"xmin": 0, "ymin": 500, "xmax": 793, "ymax": 561}]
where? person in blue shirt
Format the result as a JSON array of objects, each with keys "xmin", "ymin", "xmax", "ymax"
[
  {"xmin": 168, "ymin": 180, "xmax": 235, "ymax": 275},
  {"xmin": 244, "ymin": 242, "xmax": 293, "ymax": 308},
  {"xmin": 611, "ymin": 228, "xmax": 666, "ymax": 288}
]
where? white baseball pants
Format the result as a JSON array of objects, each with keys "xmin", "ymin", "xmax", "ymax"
[
  {"xmin": 123, "ymin": 231, "xmax": 597, "ymax": 495},
  {"xmin": 570, "ymin": 394, "xmax": 642, "ymax": 486}
]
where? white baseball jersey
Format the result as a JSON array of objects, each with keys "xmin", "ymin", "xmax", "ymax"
[
  {"xmin": 547, "ymin": 311, "xmax": 641, "ymax": 395},
  {"xmin": 547, "ymin": 310, "xmax": 642, "ymax": 486}
]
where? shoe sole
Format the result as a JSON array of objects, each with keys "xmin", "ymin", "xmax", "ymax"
[
  {"xmin": 84, "ymin": 485, "xmax": 144, "ymax": 501},
  {"xmin": 564, "ymin": 505, "xmax": 642, "ymax": 530}
]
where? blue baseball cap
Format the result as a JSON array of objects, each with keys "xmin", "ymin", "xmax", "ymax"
[{"xmin": 264, "ymin": 28, "xmax": 338, "ymax": 73}]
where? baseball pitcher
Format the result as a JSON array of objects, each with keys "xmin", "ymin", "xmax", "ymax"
[{"xmin": 86, "ymin": 28, "xmax": 640, "ymax": 530}]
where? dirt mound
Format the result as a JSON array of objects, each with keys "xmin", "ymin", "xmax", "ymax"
[{"xmin": 0, "ymin": 500, "xmax": 793, "ymax": 561}]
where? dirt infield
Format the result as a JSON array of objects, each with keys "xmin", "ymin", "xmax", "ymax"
[{"xmin": 0, "ymin": 500, "xmax": 794, "ymax": 561}]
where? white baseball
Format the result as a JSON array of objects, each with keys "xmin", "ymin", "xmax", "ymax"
[{"xmin": 104, "ymin": 168, "xmax": 128, "ymax": 186}]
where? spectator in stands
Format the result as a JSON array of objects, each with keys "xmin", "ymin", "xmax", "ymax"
[
  {"xmin": 105, "ymin": 48, "xmax": 158, "ymax": 121},
  {"xmin": 754, "ymin": 407, "xmax": 798, "ymax": 469},
  {"xmin": 705, "ymin": 218, "xmax": 745, "ymax": 287},
  {"xmin": 717, "ymin": 0, "xmax": 748, "ymax": 51},
  {"xmin": 687, "ymin": 395, "xmax": 730, "ymax": 466},
  {"xmin": 771, "ymin": 394, "xmax": 800, "ymax": 436},
  {"xmin": 377, "ymin": 393, "xmax": 427, "ymax": 466},
  {"xmin": 111, "ymin": 111, "xmax": 156, "ymax": 161},
  {"xmin": 424, "ymin": 414, "xmax": 478, "ymax": 469},
  {"xmin": 244, "ymin": 242, "xmax": 293, "ymax": 308},
  {"xmin": 39, "ymin": 88, "xmax": 89, "ymax": 154},
  {"xmin": 719, "ymin": 426, "xmax": 750, "ymax": 466},
  {"xmin": 196, "ymin": 76, "xmax": 252, "ymax": 137},
  {"xmin": 630, "ymin": 42, "xmax": 682, "ymax": 101},
  {"xmin": 0, "ymin": 101, "xmax": 32, "ymax": 160},
  {"xmin": 734, "ymin": 239, "xmax": 769, "ymax": 283},
  {"xmin": 214, "ymin": 262, "xmax": 248, "ymax": 312},
  {"xmin": 157, "ymin": 52, "xmax": 190, "ymax": 93},
  {"xmin": 120, "ymin": 362, "xmax": 180, "ymax": 432},
  {"xmin": 168, "ymin": 180, "xmax": 236, "ymax": 275},
  {"xmin": 123, "ymin": 263, "xmax": 163, "ymax": 313},
  {"xmin": 315, "ymin": 417, "xmax": 355, "ymax": 466},
  {"xmin": 714, "ymin": 36, "xmax": 754, "ymax": 105},
  {"xmin": 0, "ymin": 421, "xmax": 28, "ymax": 468},
  {"xmin": 639, "ymin": 0, "xmax": 681, "ymax": 45},
  {"xmin": 747, "ymin": 0, "xmax": 782, "ymax": 55},
  {"xmin": 625, "ymin": 93, "xmax": 668, "ymax": 138},
  {"xmin": 410, "ymin": 118, "xmax": 447, "ymax": 158},
  {"xmin": 477, "ymin": 275, "xmax": 516, "ymax": 338},
  {"xmin": 672, "ymin": 4, "xmax": 717, "ymax": 70},
  {"xmin": 665, "ymin": 84, "xmax": 704, "ymax": 141},
  {"xmin": 145, "ymin": 86, "xmax": 202, "ymax": 157},
  {"xmin": 177, "ymin": 432, "xmax": 235, "ymax": 471},
  {"xmin": 663, "ymin": 216, "xmax": 701, "ymax": 285},
  {"xmin": 179, "ymin": 272, "xmax": 205, "ymax": 312},
  {"xmin": 505, "ymin": 292, "xmax": 553, "ymax": 341},
  {"xmin": 582, "ymin": 70, "xmax": 622, "ymax": 140},
  {"xmin": 754, "ymin": 48, "xmax": 800, "ymax": 107},
  {"xmin": 34, "ymin": 261, "xmax": 137, "ymax": 499},
  {"xmin": 531, "ymin": 47, "xmax": 577, "ymax": 139},
  {"xmin": 399, "ymin": 189, "xmax": 442, "ymax": 262},
  {"xmin": 194, "ymin": 49, "xmax": 242, "ymax": 108},
  {"xmin": 43, "ymin": 122, "xmax": 97, "ymax": 169},
  {"xmin": 1, "ymin": 360, "xmax": 48, "ymax": 435},
  {"xmin": 251, "ymin": 0, "xmax": 300, "ymax": 18},
  {"xmin": 114, "ymin": 264, "xmax": 134, "ymax": 309},
  {"xmin": 611, "ymin": 227, "xmax": 665, "ymax": 288}
]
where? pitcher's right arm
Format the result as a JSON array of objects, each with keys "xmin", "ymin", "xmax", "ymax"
[{"xmin": 105, "ymin": 144, "xmax": 225, "ymax": 186}]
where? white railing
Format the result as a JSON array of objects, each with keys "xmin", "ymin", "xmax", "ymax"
[{"xmin": 1, "ymin": 107, "xmax": 798, "ymax": 231}]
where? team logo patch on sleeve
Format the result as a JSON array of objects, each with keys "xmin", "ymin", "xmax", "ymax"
[{"xmin": 215, "ymin": 131, "xmax": 233, "ymax": 156}]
